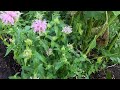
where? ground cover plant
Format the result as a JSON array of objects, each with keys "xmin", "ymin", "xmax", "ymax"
[{"xmin": 0, "ymin": 11, "xmax": 120, "ymax": 79}]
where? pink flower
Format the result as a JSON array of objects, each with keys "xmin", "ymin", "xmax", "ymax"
[
  {"xmin": 0, "ymin": 11, "xmax": 21, "ymax": 25},
  {"xmin": 62, "ymin": 26, "xmax": 72, "ymax": 34},
  {"xmin": 31, "ymin": 19, "xmax": 47, "ymax": 33},
  {"xmin": 5, "ymin": 11, "xmax": 18, "ymax": 18},
  {"xmin": 0, "ymin": 13, "xmax": 14, "ymax": 25}
]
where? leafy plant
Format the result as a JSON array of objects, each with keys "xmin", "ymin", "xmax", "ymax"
[{"xmin": 0, "ymin": 11, "xmax": 120, "ymax": 79}]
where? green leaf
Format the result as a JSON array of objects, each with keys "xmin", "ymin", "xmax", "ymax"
[
  {"xmin": 54, "ymin": 26, "xmax": 59, "ymax": 36},
  {"xmin": 76, "ymin": 23, "xmax": 83, "ymax": 35},
  {"xmin": 102, "ymin": 50, "xmax": 120, "ymax": 57},
  {"xmin": 38, "ymin": 64, "xmax": 45, "ymax": 79},
  {"xmin": 88, "ymin": 65, "xmax": 95, "ymax": 75},
  {"xmin": 22, "ymin": 66, "xmax": 33, "ymax": 72},
  {"xmin": 54, "ymin": 61, "xmax": 64, "ymax": 71},
  {"xmin": 40, "ymin": 40, "xmax": 48, "ymax": 51},
  {"xmin": 112, "ymin": 11, "xmax": 120, "ymax": 16},
  {"xmin": 106, "ymin": 71, "xmax": 112, "ymax": 79},
  {"xmin": 86, "ymin": 36, "xmax": 96, "ymax": 54},
  {"xmin": 36, "ymin": 52, "xmax": 46, "ymax": 64},
  {"xmin": 4, "ymin": 44, "xmax": 14, "ymax": 57},
  {"xmin": 97, "ymin": 57, "xmax": 103, "ymax": 63},
  {"xmin": 110, "ymin": 57, "xmax": 120, "ymax": 63},
  {"xmin": 25, "ymin": 26, "xmax": 31, "ymax": 31},
  {"xmin": 84, "ymin": 11, "xmax": 105, "ymax": 20}
]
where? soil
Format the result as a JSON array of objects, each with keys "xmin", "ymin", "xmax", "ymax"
[
  {"xmin": 0, "ymin": 40, "xmax": 21, "ymax": 79},
  {"xmin": 90, "ymin": 64, "xmax": 120, "ymax": 79}
]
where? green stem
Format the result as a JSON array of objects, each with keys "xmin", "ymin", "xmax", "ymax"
[
  {"xmin": 108, "ymin": 29, "xmax": 120, "ymax": 51},
  {"xmin": 96, "ymin": 12, "xmax": 118, "ymax": 40},
  {"xmin": 86, "ymin": 18, "xmax": 93, "ymax": 37},
  {"xmin": 108, "ymin": 15, "xmax": 117, "ymax": 26},
  {"xmin": 70, "ymin": 15, "xmax": 74, "ymax": 26},
  {"xmin": 96, "ymin": 11, "xmax": 108, "ymax": 39}
]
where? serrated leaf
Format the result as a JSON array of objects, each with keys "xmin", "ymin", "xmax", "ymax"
[
  {"xmin": 88, "ymin": 65, "xmax": 95, "ymax": 75},
  {"xmin": 4, "ymin": 44, "xmax": 14, "ymax": 57}
]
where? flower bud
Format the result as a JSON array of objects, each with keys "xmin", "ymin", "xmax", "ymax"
[
  {"xmin": 23, "ymin": 48, "xmax": 32, "ymax": 59},
  {"xmin": 61, "ymin": 46, "xmax": 65, "ymax": 51},
  {"xmin": 24, "ymin": 39, "xmax": 32, "ymax": 46},
  {"xmin": 47, "ymin": 23, "xmax": 52, "ymax": 28},
  {"xmin": 67, "ymin": 44, "xmax": 73, "ymax": 50},
  {"xmin": 54, "ymin": 18, "xmax": 60, "ymax": 24}
]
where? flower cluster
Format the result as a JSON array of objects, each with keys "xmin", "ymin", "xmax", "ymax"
[
  {"xmin": 46, "ymin": 48, "xmax": 53, "ymax": 56},
  {"xmin": 62, "ymin": 26, "xmax": 72, "ymax": 34},
  {"xmin": 31, "ymin": 19, "xmax": 47, "ymax": 33},
  {"xmin": 0, "ymin": 11, "xmax": 21, "ymax": 25}
]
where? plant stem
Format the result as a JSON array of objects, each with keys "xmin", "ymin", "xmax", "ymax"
[
  {"xmin": 70, "ymin": 15, "xmax": 74, "ymax": 26},
  {"xmin": 108, "ymin": 15, "xmax": 117, "ymax": 26},
  {"xmin": 96, "ymin": 11, "xmax": 108, "ymax": 39},
  {"xmin": 86, "ymin": 18, "xmax": 93, "ymax": 37}
]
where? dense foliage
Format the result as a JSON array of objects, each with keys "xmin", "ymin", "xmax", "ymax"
[{"xmin": 0, "ymin": 11, "xmax": 120, "ymax": 79}]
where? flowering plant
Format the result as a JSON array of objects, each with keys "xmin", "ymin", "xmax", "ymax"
[{"xmin": 1, "ymin": 11, "xmax": 120, "ymax": 79}]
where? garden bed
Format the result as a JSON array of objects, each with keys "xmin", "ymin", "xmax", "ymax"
[
  {"xmin": 91, "ymin": 64, "xmax": 120, "ymax": 79},
  {"xmin": 0, "ymin": 41, "xmax": 120, "ymax": 79},
  {"xmin": 0, "ymin": 11, "xmax": 120, "ymax": 79},
  {"xmin": 0, "ymin": 40, "xmax": 21, "ymax": 79}
]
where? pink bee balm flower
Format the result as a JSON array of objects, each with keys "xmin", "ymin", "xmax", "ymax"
[
  {"xmin": 62, "ymin": 26, "xmax": 72, "ymax": 34},
  {"xmin": 0, "ymin": 11, "xmax": 21, "ymax": 25},
  {"xmin": 5, "ymin": 11, "xmax": 18, "ymax": 18},
  {"xmin": 0, "ymin": 13, "xmax": 14, "ymax": 25},
  {"xmin": 31, "ymin": 19, "xmax": 47, "ymax": 33}
]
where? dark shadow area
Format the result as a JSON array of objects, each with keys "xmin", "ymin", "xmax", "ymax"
[{"xmin": 0, "ymin": 40, "xmax": 21, "ymax": 79}]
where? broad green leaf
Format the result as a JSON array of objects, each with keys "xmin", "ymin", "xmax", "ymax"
[
  {"xmin": 38, "ymin": 64, "xmax": 45, "ymax": 79},
  {"xmin": 35, "ymin": 51, "xmax": 46, "ymax": 64},
  {"xmin": 54, "ymin": 61, "xmax": 64, "ymax": 71},
  {"xmin": 102, "ymin": 50, "xmax": 120, "ymax": 57},
  {"xmin": 86, "ymin": 36, "xmax": 96, "ymax": 54},
  {"xmin": 84, "ymin": 11, "xmax": 105, "ymax": 20},
  {"xmin": 110, "ymin": 57, "xmax": 120, "ymax": 63},
  {"xmin": 112, "ymin": 11, "xmax": 120, "ymax": 16},
  {"xmin": 40, "ymin": 40, "xmax": 49, "ymax": 51},
  {"xmin": 25, "ymin": 26, "xmax": 31, "ymax": 31}
]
